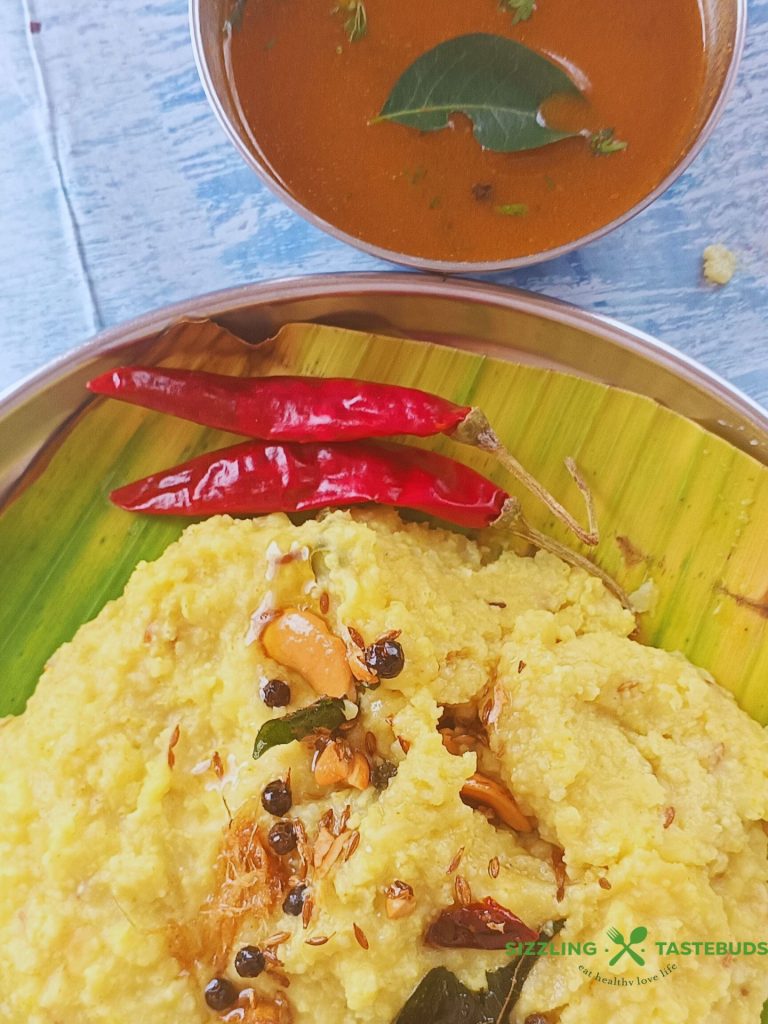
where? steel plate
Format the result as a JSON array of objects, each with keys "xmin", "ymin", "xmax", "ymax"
[{"xmin": 1, "ymin": 274, "xmax": 766, "ymax": 504}]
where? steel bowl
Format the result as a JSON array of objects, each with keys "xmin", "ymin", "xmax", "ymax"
[
  {"xmin": 1, "ymin": 273, "xmax": 766, "ymax": 503},
  {"xmin": 189, "ymin": 0, "xmax": 746, "ymax": 273}
]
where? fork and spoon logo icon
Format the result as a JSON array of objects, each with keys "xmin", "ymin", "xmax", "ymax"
[{"xmin": 607, "ymin": 926, "xmax": 648, "ymax": 966}]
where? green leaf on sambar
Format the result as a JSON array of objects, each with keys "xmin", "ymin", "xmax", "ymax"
[{"xmin": 376, "ymin": 33, "xmax": 580, "ymax": 153}]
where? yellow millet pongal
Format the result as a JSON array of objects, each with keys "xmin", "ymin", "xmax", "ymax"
[{"xmin": 0, "ymin": 510, "xmax": 766, "ymax": 1024}]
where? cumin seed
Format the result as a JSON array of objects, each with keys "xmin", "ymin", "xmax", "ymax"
[
  {"xmin": 336, "ymin": 805, "xmax": 351, "ymax": 835},
  {"xmin": 306, "ymin": 934, "xmax": 330, "ymax": 946},
  {"xmin": 446, "ymin": 846, "xmax": 465, "ymax": 874},
  {"xmin": 167, "ymin": 723, "xmax": 181, "ymax": 769},
  {"xmin": 488, "ymin": 856, "xmax": 500, "ymax": 879},
  {"xmin": 353, "ymin": 923, "xmax": 369, "ymax": 949},
  {"xmin": 319, "ymin": 808, "xmax": 335, "ymax": 831},
  {"xmin": 454, "ymin": 875, "xmax": 472, "ymax": 906},
  {"xmin": 302, "ymin": 895, "xmax": 314, "ymax": 929},
  {"xmin": 344, "ymin": 830, "xmax": 361, "ymax": 860},
  {"xmin": 348, "ymin": 626, "xmax": 365, "ymax": 649}
]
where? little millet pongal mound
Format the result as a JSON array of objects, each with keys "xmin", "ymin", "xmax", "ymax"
[{"xmin": 0, "ymin": 509, "xmax": 766, "ymax": 1023}]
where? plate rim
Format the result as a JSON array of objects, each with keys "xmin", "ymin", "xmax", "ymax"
[{"xmin": 2, "ymin": 272, "xmax": 766, "ymax": 431}]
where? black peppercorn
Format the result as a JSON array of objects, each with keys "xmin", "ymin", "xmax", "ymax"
[
  {"xmin": 282, "ymin": 883, "xmax": 308, "ymax": 916},
  {"xmin": 234, "ymin": 945, "xmax": 266, "ymax": 979},
  {"xmin": 365, "ymin": 638, "xmax": 405, "ymax": 679},
  {"xmin": 204, "ymin": 976, "xmax": 238, "ymax": 1012},
  {"xmin": 261, "ymin": 778, "xmax": 292, "ymax": 816},
  {"xmin": 262, "ymin": 678, "xmax": 291, "ymax": 708},
  {"xmin": 268, "ymin": 819, "xmax": 297, "ymax": 855},
  {"xmin": 371, "ymin": 760, "xmax": 398, "ymax": 790}
]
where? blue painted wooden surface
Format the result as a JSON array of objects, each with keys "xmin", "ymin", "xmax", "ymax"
[{"xmin": 1, "ymin": 1, "xmax": 766, "ymax": 404}]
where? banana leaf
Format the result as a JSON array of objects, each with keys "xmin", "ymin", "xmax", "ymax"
[{"xmin": 1, "ymin": 318, "xmax": 767, "ymax": 729}]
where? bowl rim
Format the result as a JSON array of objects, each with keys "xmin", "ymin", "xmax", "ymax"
[
  {"xmin": 2, "ymin": 272, "xmax": 765, "ymax": 434},
  {"xmin": 188, "ymin": 0, "xmax": 748, "ymax": 273}
]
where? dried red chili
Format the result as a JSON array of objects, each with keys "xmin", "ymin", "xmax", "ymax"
[
  {"xmin": 425, "ymin": 897, "xmax": 537, "ymax": 950},
  {"xmin": 88, "ymin": 369, "xmax": 469, "ymax": 443},
  {"xmin": 109, "ymin": 438, "xmax": 628, "ymax": 603},
  {"xmin": 89, "ymin": 368, "xmax": 597, "ymax": 545},
  {"xmin": 109, "ymin": 439, "xmax": 509, "ymax": 529}
]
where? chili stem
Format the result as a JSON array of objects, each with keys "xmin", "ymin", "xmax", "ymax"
[
  {"xmin": 564, "ymin": 456, "xmax": 599, "ymax": 544},
  {"xmin": 453, "ymin": 409, "xmax": 599, "ymax": 547},
  {"xmin": 496, "ymin": 498, "xmax": 630, "ymax": 610}
]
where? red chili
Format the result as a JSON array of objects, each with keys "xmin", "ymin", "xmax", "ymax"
[
  {"xmin": 88, "ymin": 367, "xmax": 598, "ymax": 547},
  {"xmin": 87, "ymin": 368, "xmax": 471, "ymax": 443},
  {"xmin": 425, "ymin": 898, "xmax": 538, "ymax": 950},
  {"xmin": 109, "ymin": 439, "xmax": 510, "ymax": 529}
]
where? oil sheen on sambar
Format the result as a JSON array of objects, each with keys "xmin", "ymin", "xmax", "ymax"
[{"xmin": 227, "ymin": 0, "xmax": 706, "ymax": 262}]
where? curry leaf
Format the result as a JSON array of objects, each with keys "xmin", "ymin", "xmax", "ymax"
[
  {"xmin": 392, "ymin": 920, "xmax": 564, "ymax": 1024},
  {"xmin": 253, "ymin": 697, "xmax": 348, "ymax": 759},
  {"xmin": 376, "ymin": 34, "xmax": 580, "ymax": 153},
  {"xmin": 391, "ymin": 961, "xmax": 534, "ymax": 1024},
  {"xmin": 392, "ymin": 968, "xmax": 474, "ymax": 1024}
]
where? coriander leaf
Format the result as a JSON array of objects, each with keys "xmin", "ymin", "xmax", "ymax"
[
  {"xmin": 338, "ymin": 1, "xmax": 367, "ymax": 43},
  {"xmin": 590, "ymin": 128, "xmax": 628, "ymax": 156},
  {"xmin": 503, "ymin": 0, "xmax": 537, "ymax": 24},
  {"xmin": 496, "ymin": 203, "xmax": 528, "ymax": 216},
  {"xmin": 253, "ymin": 697, "xmax": 347, "ymax": 759},
  {"xmin": 376, "ymin": 34, "xmax": 580, "ymax": 154}
]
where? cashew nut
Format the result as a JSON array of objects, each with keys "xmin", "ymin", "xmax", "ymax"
[
  {"xmin": 262, "ymin": 609, "xmax": 352, "ymax": 698},
  {"xmin": 460, "ymin": 773, "xmax": 533, "ymax": 833}
]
